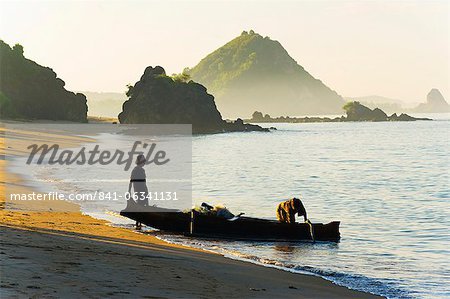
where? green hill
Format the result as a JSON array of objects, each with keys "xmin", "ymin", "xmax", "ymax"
[{"xmin": 188, "ymin": 30, "xmax": 344, "ymax": 118}]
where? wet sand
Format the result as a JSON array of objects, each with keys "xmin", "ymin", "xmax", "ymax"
[{"xmin": 0, "ymin": 124, "xmax": 383, "ymax": 298}]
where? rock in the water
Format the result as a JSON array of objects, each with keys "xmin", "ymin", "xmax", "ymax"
[
  {"xmin": 412, "ymin": 89, "xmax": 450, "ymax": 113},
  {"xmin": 224, "ymin": 118, "xmax": 269, "ymax": 132},
  {"xmin": 118, "ymin": 66, "xmax": 268, "ymax": 134},
  {"xmin": 0, "ymin": 40, "xmax": 87, "ymax": 122},
  {"xmin": 371, "ymin": 108, "xmax": 388, "ymax": 121},
  {"xmin": 395, "ymin": 113, "xmax": 431, "ymax": 121},
  {"xmin": 249, "ymin": 103, "xmax": 431, "ymax": 123},
  {"xmin": 343, "ymin": 101, "xmax": 381, "ymax": 121},
  {"xmin": 344, "ymin": 101, "xmax": 430, "ymax": 122}
]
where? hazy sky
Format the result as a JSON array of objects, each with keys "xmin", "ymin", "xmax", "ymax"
[{"xmin": 1, "ymin": 0, "xmax": 448, "ymax": 103}]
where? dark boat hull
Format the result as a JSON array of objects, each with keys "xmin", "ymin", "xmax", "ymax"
[{"xmin": 120, "ymin": 207, "xmax": 340, "ymax": 242}]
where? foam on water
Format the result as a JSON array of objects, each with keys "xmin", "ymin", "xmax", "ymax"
[{"xmin": 154, "ymin": 233, "xmax": 411, "ymax": 299}]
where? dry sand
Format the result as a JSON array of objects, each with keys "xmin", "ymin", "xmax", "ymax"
[{"xmin": 0, "ymin": 124, "xmax": 383, "ymax": 298}]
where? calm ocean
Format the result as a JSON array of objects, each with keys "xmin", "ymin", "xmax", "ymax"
[{"xmin": 9, "ymin": 114, "xmax": 450, "ymax": 298}]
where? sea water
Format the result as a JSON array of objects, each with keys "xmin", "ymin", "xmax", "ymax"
[{"xmin": 8, "ymin": 114, "xmax": 450, "ymax": 299}]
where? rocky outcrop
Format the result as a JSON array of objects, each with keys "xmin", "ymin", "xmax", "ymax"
[
  {"xmin": 248, "ymin": 102, "xmax": 431, "ymax": 123},
  {"xmin": 0, "ymin": 40, "xmax": 87, "ymax": 122},
  {"xmin": 343, "ymin": 95, "xmax": 404, "ymax": 115},
  {"xmin": 118, "ymin": 66, "xmax": 268, "ymax": 134},
  {"xmin": 412, "ymin": 89, "xmax": 450, "ymax": 113},
  {"xmin": 343, "ymin": 101, "xmax": 388, "ymax": 121},
  {"xmin": 224, "ymin": 118, "xmax": 269, "ymax": 132},
  {"xmin": 388, "ymin": 113, "xmax": 429, "ymax": 121},
  {"xmin": 344, "ymin": 102, "xmax": 430, "ymax": 121}
]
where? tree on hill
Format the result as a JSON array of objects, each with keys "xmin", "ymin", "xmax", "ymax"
[
  {"xmin": 252, "ymin": 111, "xmax": 264, "ymax": 121},
  {"xmin": 171, "ymin": 69, "xmax": 191, "ymax": 83}
]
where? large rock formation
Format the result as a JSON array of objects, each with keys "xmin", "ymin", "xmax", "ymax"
[
  {"xmin": 412, "ymin": 89, "xmax": 450, "ymax": 113},
  {"xmin": 118, "ymin": 66, "xmax": 268, "ymax": 134},
  {"xmin": 0, "ymin": 40, "xmax": 87, "ymax": 122},
  {"xmin": 187, "ymin": 30, "xmax": 345, "ymax": 118}
]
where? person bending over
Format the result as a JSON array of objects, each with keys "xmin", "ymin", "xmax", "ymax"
[{"xmin": 276, "ymin": 197, "xmax": 308, "ymax": 224}]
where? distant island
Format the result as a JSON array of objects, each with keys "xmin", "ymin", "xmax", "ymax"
[
  {"xmin": 248, "ymin": 102, "xmax": 432, "ymax": 123},
  {"xmin": 345, "ymin": 89, "xmax": 449, "ymax": 114},
  {"xmin": 0, "ymin": 41, "xmax": 88, "ymax": 122},
  {"xmin": 411, "ymin": 89, "xmax": 449, "ymax": 113},
  {"xmin": 118, "ymin": 66, "xmax": 268, "ymax": 134},
  {"xmin": 187, "ymin": 30, "xmax": 344, "ymax": 118}
]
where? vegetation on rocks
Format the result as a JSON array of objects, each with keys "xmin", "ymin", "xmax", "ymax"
[{"xmin": 118, "ymin": 66, "xmax": 268, "ymax": 134}]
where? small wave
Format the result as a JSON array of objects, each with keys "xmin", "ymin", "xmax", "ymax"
[{"xmin": 155, "ymin": 234, "xmax": 411, "ymax": 299}]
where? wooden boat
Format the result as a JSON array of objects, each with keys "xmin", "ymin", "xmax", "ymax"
[{"xmin": 120, "ymin": 204, "xmax": 340, "ymax": 242}]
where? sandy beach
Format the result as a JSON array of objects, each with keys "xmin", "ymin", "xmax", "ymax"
[{"xmin": 0, "ymin": 125, "xmax": 383, "ymax": 298}]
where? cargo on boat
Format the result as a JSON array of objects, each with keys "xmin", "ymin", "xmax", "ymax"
[{"xmin": 120, "ymin": 204, "xmax": 340, "ymax": 242}]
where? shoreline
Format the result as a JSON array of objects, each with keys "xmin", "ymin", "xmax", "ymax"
[
  {"xmin": 1, "ymin": 125, "xmax": 384, "ymax": 298},
  {"xmin": 151, "ymin": 232, "xmax": 390, "ymax": 299}
]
